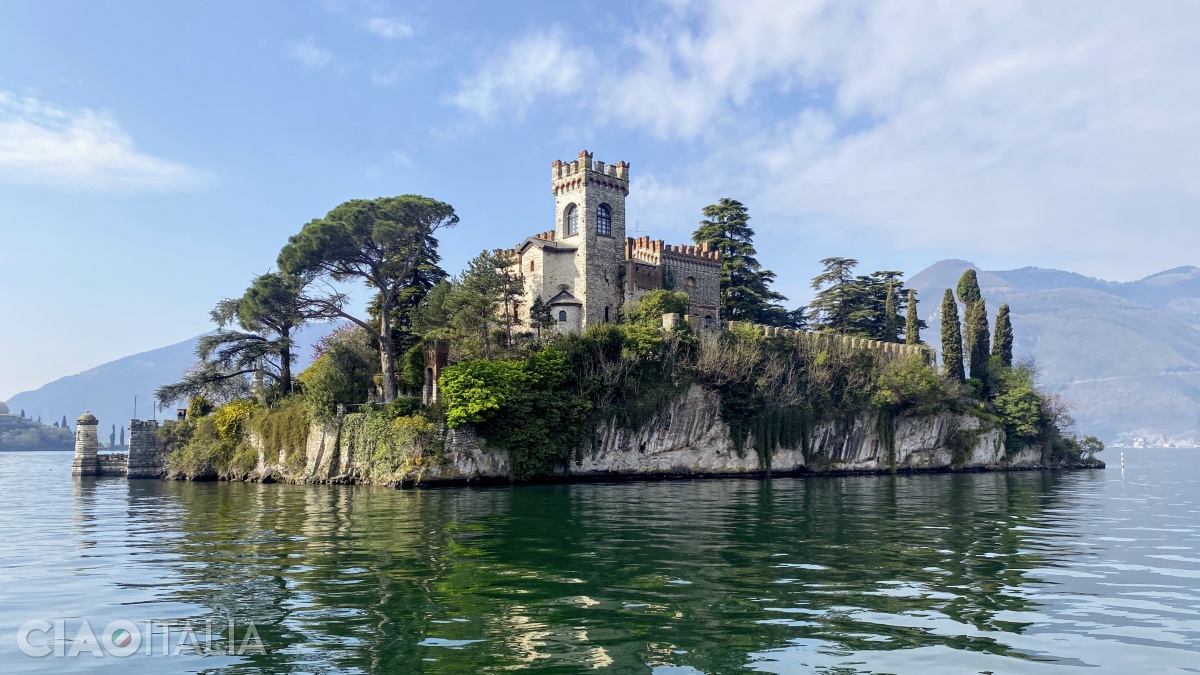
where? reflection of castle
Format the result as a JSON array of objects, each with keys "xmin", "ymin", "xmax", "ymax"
[{"xmin": 511, "ymin": 151, "xmax": 722, "ymax": 334}]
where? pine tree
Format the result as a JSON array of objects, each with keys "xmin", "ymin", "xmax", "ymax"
[
  {"xmin": 957, "ymin": 269, "xmax": 982, "ymax": 304},
  {"xmin": 940, "ymin": 289, "xmax": 964, "ymax": 381},
  {"xmin": 993, "ymin": 303, "xmax": 1014, "ymax": 367},
  {"xmin": 966, "ymin": 299, "xmax": 991, "ymax": 381},
  {"xmin": 883, "ymin": 284, "xmax": 899, "ymax": 342},
  {"xmin": 809, "ymin": 257, "xmax": 859, "ymax": 332},
  {"xmin": 692, "ymin": 198, "xmax": 789, "ymax": 323},
  {"xmin": 905, "ymin": 289, "xmax": 921, "ymax": 345},
  {"xmin": 529, "ymin": 296, "xmax": 555, "ymax": 339},
  {"xmin": 19, "ymin": 409, "xmax": 24, "ymax": 418}
]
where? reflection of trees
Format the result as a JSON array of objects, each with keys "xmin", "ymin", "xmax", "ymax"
[{"xmin": 135, "ymin": 470, "xmax": 1092, "ymax": 672}]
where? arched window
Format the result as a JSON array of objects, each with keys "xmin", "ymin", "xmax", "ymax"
[
  {"xmin": 564, "ymin": 204, "xmax": 578, "ymax": 236},
  {"xmin": 685, "ymin": 276, "xmax": 697, "ymax": 289},
  {"xmin": 596, "ymin": 204, "xmax": 612, "ymax": 236},
  {"xmin": 558, "ymin": 310, "xmax": 568, "ymax": 322}
]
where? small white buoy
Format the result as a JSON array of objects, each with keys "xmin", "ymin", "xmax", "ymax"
[{"xmin": 1121, "ymin": 451, "xmax": 1125, "ymax": 473}]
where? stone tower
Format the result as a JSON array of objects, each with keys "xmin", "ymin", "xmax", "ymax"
[
  {"xmin": 71, "ymin": 411, "xmax": 99, "ymax": 477},
  {"xmin": 551, "ymin": 150, "xmax": 630, "ymax": 328}
]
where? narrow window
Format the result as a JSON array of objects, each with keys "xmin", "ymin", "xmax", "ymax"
[
  {"xmin": 596, "ymin": 204, "xmax": 612, "ymax": 236},
  {"xmin": 565, "ymin": 204, "xmax": 578, "ymax": 236},
  {"xmin": 604, "ymin": 306, "xmax": 610, "ymax": 322},
  {"xmin": 529, "ymin": 260, "xmax": 535, "ymax": 272},
  {"xmin": 558, "ymin": 310, "xmax": 568, "ymax": 322}
]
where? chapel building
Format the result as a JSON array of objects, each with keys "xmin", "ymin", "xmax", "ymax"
[{"xmin": 511, "ymin": 151, "xmax": 722, "ymax": 334}]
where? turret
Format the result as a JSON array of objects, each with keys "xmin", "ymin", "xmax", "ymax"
[{"xmin": 71, "ymin": 411, "xmax": 99, "ymax": 477}]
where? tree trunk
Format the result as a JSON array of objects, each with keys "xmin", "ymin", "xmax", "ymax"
[
  {"xmin": 379, "ymin": 293, "xmax": 397, "ymax": 402},
  {"xmin": 278, "ymin": 326, "xmax": 293, "ymax": 396}
]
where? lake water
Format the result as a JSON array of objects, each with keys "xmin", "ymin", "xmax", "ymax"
[{"xmin": 0, "ymin": 450, "xmax": 1197, "ymax": 673}]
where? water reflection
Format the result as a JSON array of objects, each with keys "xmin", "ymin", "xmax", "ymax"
[
  {"xmin": 130, "ymin": 472, "xmax": 1100, "ymax": 672},
  {"xmin": 3, "ymin": 450, "xmax": 1198, "ymax": 673}
]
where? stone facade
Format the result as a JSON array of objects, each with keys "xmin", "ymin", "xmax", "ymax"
[
  {"xmin": 71, "ymin": 412, "xmax": 167, "ymax": 479},
  {"xmin": 512, "ymin": 151, "xmax": 722, "ymax": 334},
  {"xmin": 127, "ymin": 420, "xmax": 167, "ymax": 478},
  {"xmin": 71, "ymin": 412, "xmax": 99, "ymax": 477}
]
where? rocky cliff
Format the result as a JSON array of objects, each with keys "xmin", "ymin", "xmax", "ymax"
[{"xmin": 248, "ymin": 384, "xmax": 1082, "ymax": 486}]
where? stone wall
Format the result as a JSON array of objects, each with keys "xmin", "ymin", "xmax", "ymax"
[
  {"xmin": 264, "ymin": 383, "xmax": 1076, "ymax": 487},
  {"xmin": 126, "ymin": 420, "xmax": 167, "ymax": 478},
  {"xmin": 727, "ymin": 321, "xmax": 935, "ymax": 361}
]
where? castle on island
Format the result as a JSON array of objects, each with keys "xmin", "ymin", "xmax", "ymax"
[{"xmin": 509, "ymin": 150, "xmax": 722, "ymax": 333}]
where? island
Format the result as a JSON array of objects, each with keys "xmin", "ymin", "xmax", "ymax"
[{"xmin": 70, "ymin": 151, "xmax": 1103, "ymax": 484}]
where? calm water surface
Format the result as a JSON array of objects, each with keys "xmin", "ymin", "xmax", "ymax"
[{"xmin": 0, "ymin": 450, "xmax": 1197, "ymax": 673}]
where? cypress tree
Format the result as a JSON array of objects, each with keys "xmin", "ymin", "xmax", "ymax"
[
  {"xmin": 966, "ymin": 299, "xmax": 991, "ymax": 381},
  {"xmin": 993, "ymin": 303, "xmax": 1014, "ymax": 367},
  {"xmin": 883, "ymin": 284, "xmax": 898, "ymax": 342},
  {"xmin": 940, "ymin": 289, "xmax": 964, "ymax": 381},
  {"xmin": 957, "ymin": 269, "xmax": 982, "ymax": 304},
  {"xmin": 905, "ymin": 289, "xmax": 920, "ymax": 345}
]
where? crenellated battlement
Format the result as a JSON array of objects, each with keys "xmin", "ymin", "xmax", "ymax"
[
  {"xmin": 624, "ymin": 236, "xmax": 721, "ymax": 265},
  {"xmin": 723, "ymin": 321, "xmax": 936, "ymax": 361},
  {"xmin": 552, "ymin": 150, "xmax": 630, "ymax": 196}
]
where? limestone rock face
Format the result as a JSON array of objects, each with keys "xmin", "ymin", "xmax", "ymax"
[{"xmin": 305, "ymin": 384, "xmax": 1048, "ymax": 485}]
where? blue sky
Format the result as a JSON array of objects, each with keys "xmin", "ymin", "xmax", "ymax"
[{"xmin": 2, "ymin": 0, "xmax": 1198, "ymax": 399}]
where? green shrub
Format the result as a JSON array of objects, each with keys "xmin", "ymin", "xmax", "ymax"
[
  {"xmin": 299, "ymin": 328, "xmax": 379, "ymax": 421},
  {"xmin": 186, "ymin": 395, "xmax": 213, "ymax": 419},
  {"xmin": 341, "ymin": 409, "xmax": 441, "ymax": 482},
  {"xmin": 625, "ymin": 289, "xmax": 690, "ymax": 326},
  {"xmin": 992, "ymin": 365, "xmax": 1047, "ymax": 448},
  {"xmin": 439, "ymin": 359, "xmax": 524, "ymax": 427},
  {"xmin": 213, "ymin": 399, "xmax": 256, "ymax": 441},
  {"xmin": 166, "ymin": 416, "xmax": 255, "ymax": 480},
  {"xmin": 403, "ymin": 343, "xmax": 426, "ymax": 390},
  {"xmin": 439, "ymin": 346, "xmax": 595, "ymax": 480},
  {"xmin": 872, "ymin": 354, "xmax": 955, "ymax": 416},
  {"xmin": 250, "ymin": 396, "xmax": 310, "ymax": 470}
]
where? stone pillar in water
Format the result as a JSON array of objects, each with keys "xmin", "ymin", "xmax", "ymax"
[{"xmin": 71, "ymin": 411, "xmax": 99, "ymax": 477}]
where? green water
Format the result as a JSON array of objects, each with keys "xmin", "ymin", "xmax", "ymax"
[{"xmin": 1, "ymin": 450, "xmax": 1198, "ymax": 673}]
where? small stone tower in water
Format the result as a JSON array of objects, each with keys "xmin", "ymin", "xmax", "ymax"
[{"xmin": 71, "ymin": 411, "xmax": 99, "ymax": 477}]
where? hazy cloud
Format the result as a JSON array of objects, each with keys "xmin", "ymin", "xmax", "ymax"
[
  {"xmin": 448, "ymin": 28, "xmax": 592, "ymax": 122},
  {"xmin": 364, "ymin": 17, "xmax": 413, "ymax": 40},
  {"xmin": 0, "ymin": 91, "xmax": 207, "ymax": 191},
  {"xmin": 283, "ymin": 37, "xmax": 344, "ymax": 73}
]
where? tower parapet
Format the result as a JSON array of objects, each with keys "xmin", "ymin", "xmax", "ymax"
[{"xmin": 551, "ymin": 150, "xmax": 630, "ymax": 196}]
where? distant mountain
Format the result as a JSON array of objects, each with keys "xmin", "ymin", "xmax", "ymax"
[
  {"xmin": 910, "ymin": 261, "xmax": 1200, "ymax": 444},
  {"xmin": 4, "ymin": 323, "xmax": 336, "ymax": 436}
]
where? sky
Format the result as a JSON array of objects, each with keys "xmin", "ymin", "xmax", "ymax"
[{"xmin": 1, "ymin": 0, "xmax": 1198, "ymax": 400}]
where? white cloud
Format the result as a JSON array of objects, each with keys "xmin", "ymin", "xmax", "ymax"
[
  {"xmin": 364, "ymin": 17, "xmax": 413, "ymax": 40},
  {"xmin": 448, "ymin": 28, "xmax": 593, "ymax": 122},
  {"xmin": 0, "ymin": 91, "xmax": 207, "ymax": 191},
  {"xmin": 283, "ymin": 37, "xmax": 344, "ymax": 73},
  {"xmin": 371, "ymin": 63, "xmax": 407, "ymax": 86},
  {"xmin": 450, "ymin": 0, "xmax": 1200, "ymax": 278}
]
